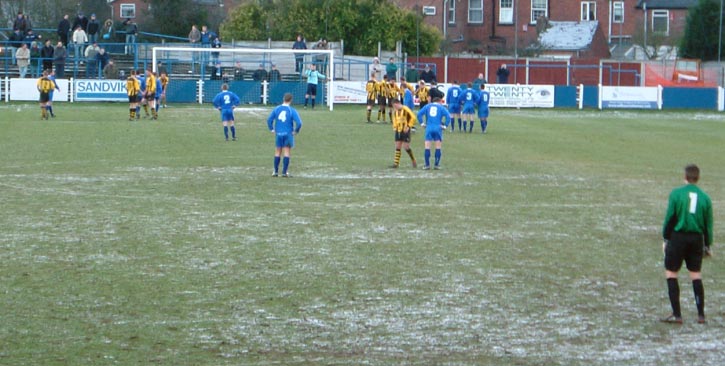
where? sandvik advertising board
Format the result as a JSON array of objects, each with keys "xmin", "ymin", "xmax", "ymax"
[{"xmin": 75, "ymin": 79, "xmax": 128, "ymax": 101}]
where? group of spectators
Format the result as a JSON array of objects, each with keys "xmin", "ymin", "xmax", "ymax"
[{"xmin": 6, "ymin": 10, "xmax": 123, "ymax": 79}]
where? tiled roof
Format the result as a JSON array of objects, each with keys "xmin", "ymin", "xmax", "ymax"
[{"xmin": 538, "ymin": 21, "xmax": 598, "ymax": 51}]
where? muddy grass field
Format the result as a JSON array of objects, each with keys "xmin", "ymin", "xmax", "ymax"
[{"xmin": 1, "ymin": 104, "xmax": 724, "ymax": 365}]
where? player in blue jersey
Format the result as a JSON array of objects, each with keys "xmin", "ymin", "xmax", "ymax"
[
  {"xmin": 136, "ymin": 71, "xmax": 146, "ymax": 119},
  {"xmin": 267, "ymin": 93, "xmax": 303, "ymax": 177},
  {"xmin": 417, "ymin": 97, "xmax": 452, "ymax": 170},
  {"xmin": 155, "ymin": 76, "xmax": 163, "ymax": 114},
  {"xmin": 461, "ymin": 82, "xmax": 478, "ymax": 133},
  {"xmin": 445, "ymin": 81, "xmax": 462, "ymax": 131},
  {"xmin": 477, "ymin": 83, "xmax": 491, "ymax": 133},
  {"xmin": 212, "ymin": 83, "xmax": 240, "ymax": 141},
  {"xmin": 303, "ymin": 63, "xmax": 326, "ymax": 109}
]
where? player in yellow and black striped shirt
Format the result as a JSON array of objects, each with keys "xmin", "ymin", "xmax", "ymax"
[
  {"xmin": 36, "ymin": 70, "xmax": 54, "ymax": 120},
  {"xmin": 415, "ymin": 80, "xmax": 429, "ymax": 110},
  {"xmin": 365, "ymin": 72, "xmax": 377, "ymax": 123},
  {"xmin": 389, "ymin": 99, "xmax": 417, "ymax": 169},
  {"xmin": 159, "ymin": 72, "xmax": 169, "ymax": 108},
  {"xmin": 375, "ymin": 75, "xmax": 389, "ymax": 123},
  {"xmin": 126, "ymin": 70, "xmax": 140, "ymax": 120}
]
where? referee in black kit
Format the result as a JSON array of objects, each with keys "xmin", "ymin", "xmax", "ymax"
[{"xmin": 661, "ymin": 164, "xmax": 713, "ymax": 324}]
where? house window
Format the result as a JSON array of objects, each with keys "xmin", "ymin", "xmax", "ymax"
[
  {"xmin": 449, "ymin": 0, "xmax": 456, "ymax": 24},
  {"xmin": 499, "ymin": 0, "xmax": 513, "ymax": 24},
  {"xmin": 531, "ymin": 0, "xmax": 548, "ymax": 24},
  {"xmin": 120, "ymin": 4, "xmax": 136, "ymax": 18},
  {"xmin": 612, "ymin": 2, "xmax": 624, "ymax": 23},
  {"xmin": 652, "ymin": 10, "xmax": 669, "ymax": 34},
  {"xmin": 581, "ymin": 1, "xmax": 596, "ymax": 21},
  {"xmin": 468, "ymin": 0, "xmax": 483, "ymax": 24}
]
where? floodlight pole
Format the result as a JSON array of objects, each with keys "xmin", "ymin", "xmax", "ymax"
[{"xmin": 719, "ymin": 0, "xmax": 723, "ymax": 86}]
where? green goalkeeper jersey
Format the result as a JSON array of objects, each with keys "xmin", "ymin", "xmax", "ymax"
[{"xmin": 663, "ymin": 183, "xmax": 713, "ymax": 246}]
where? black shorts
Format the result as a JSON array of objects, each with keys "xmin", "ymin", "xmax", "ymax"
[
  {"xmin": 306, "ymin": 83, "xmax": 317, "ymax": 96},
  {"xmin": 664, "ymin": 232, "xmax": 705, "ymax": 272},
  {"xmin": 419, "ymin": 101, "xmax": 428, "ymax": 110},
  {"xmin": 394, "ymin": 130, "xmax": 411, "ymax": 143},
  {"xmin": 387, "ymin": 97, "xmax": 398, "ymax": 107},
  {"xmin": 145, "ymin": 92, "xmax": 155, "ymax": 101},
  {"xmin": 378, "ymin": 96, "xmax": 387, "ymax": 106},
  {"xmin": 367, "ymin": 97, "xmax": 376, "ymax": 106},
  {"xmin": 128, "ymin": 94, "xmax": 138, "ymax": 103},
  {"xmin": 39, "ymin": 92, "xmax": 50, "ymax": 103}
]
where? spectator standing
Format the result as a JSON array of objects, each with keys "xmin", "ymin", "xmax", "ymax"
[
  {"xmin": 269, "ymin": 64, "xmax": 281, "ymax": 82},
  {"xmin": 85, "ymin": 42, "xmax": 100, "ymax": 77},
  {"xmin": 72, "ymin": 13, "xmax": 89, "ymax": 34},
  {"xmin": 122, "ymin": 18, "xmax": 137, "ymax": 55},
  {"xmin": 419, "ymin": 64, "xmax": 436, "ymax": 83},
  {"xmin": 252, "ymin": 64, "xmax": 268, "ymax": 81},
  {"xmin": 472, "ymin": 72, "xmax": 487, "ymax": 90},
  {"xmin": 23, "ymin": 29, "xmax": 40, "ymax": 47},
  {"xmin": 57, "ymin": 15, "xmax": 71, "ymax": 46},
  {"xmin": 313, "ymin": 38, "xmax": 329, "ymax": 74},
  {"xmin": 292, "ymin": 34, "xmax": 306, "ymax": 73},
  {"xmin": 96, "ymin": 48, "xmax": 110, "ymax": 74},
  {"xmin": 72, "ymin": 26, "xmax": 88, "ymax": 65},
  {"xmin": 103, "ymin": 59, "xmax": 117, "ymax": 80},
  {"xmin": 371, "ymin": 57, "xmax": 383, "ymax": 78},
  {"xmin": 40, "ymin": 39, "xmax": 54, "ymax": 71},
  {"xmin": 14, "ymin": 12, "xmax": 29, "ymax": 35},
  {"xmin": 496, "ymin": 64, "xmax": 510, "ymax": 84},
  {"xmin": 53, "ymin": 41, "xmax": 67, "ymax": 78},
  {"xmin": 16, "ymin": 43, "xmax": 30, "ymax": 78},
  {"xmin": 86, "ymin": 14, "xmax": 100, "ymax": 44},
  {"xmin": 200, "ymin": 25, "xmax": 216, "ymax": 65},
  {"xmin": 188, "ymin": 25, "xmax": 201, "ymax": 43},
  {"xmin": 233, "ymin": 61, "xmax": 245, "ymax": 80},
  {"xmin": 386, "ymin": 57, "xmax": 398, "ymax": 81},
  {"xmin": 211, "ymin": 34, "xmax": 222, "ymax": 63}
]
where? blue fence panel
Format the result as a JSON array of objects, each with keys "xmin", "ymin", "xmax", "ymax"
[
  {"xmin": 167, "ymin": 80, "xmax": 198, "ymax": 103},
  {"xmin": 662, "ymin": 87, "xmax": 718, "ymax": 110},
  {"xmin": 269, "ymin": 81, "xmax": 326, "ymax": 106},
  {"xmin": 582, "ymin": 85, "xmax": 599, "ymax": 108},
  {"xmin": 202, "ymin": 80, "xmax": 262, "ymax": 104},
  {"xmin": 554, "ymin": 86, "xmax": 577, "ymax": 108}
]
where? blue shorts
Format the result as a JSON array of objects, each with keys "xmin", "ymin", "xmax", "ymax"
[
  {"xmin": 220, "ymin": 109, "xmax": 234, "ymax": 122},
  {"xmin": 275, "ymin": 133, "xmax": 295, "ymax": 148},
  {"xmin": 448, "ymin": 103, "xmax": 461, "ymax": 114},
  {"xmin": 478, "ymin": 107, "xmax": 489, "ymax": 118},
  {"xmin": 306, "ymin": 83, "xmax": 317, "ymax": 96},
  {"xmin": 425, "ymin": 129, "xmax": 443, "ymax": 142},
  {"xmin": 462, "ymin": 103, "xmax": 476, "ymax": 114}
]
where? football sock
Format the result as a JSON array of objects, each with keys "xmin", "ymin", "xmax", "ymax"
[
  {"xmin": 366, "ymin": 110, "xmax": 371, "ymax": 122},
  {"xmin": 463, "ymin": 121, "xmax": 467, "ymax": 131},
  {"xmin": 458, "ymin": 118, "xmax": 462, "ymax": 130},
  {"xmin": 311, "ymin": 98, "xmax": 315, "ymax": 109},
  {"xmin": 40, "ymin": 107, "xmax": 46, "ymax": 119},
  {"xmin": 273, "ymin": 156, "xmax": 281, "ymax": 173},
  {"xmin": 377, "ymin": 110, "xmax": 382, "ymax": 121},
  {"xmin": 230, "ymin": 126, "xmax": 236, "ymax": 139},
  {"xmin": 282, "ymin": 157, "xmax": 290, "ymax": 174},
  {"xmin": 693, "ymin": 279, "xmax": 705, "ymax": 317},
  {"xmin": 130, "ymin": 108, "xmax": 135, "ymax": 118},
  {"xmin": 424, "ymin": 149, "xmax": 431, "ymax": 167},
  {"xmin": 469, "ymin": 122, "xmax": 474, "ymax": 133},
  {"xmin": 152, "ymin": 108, "xmax": 158, "ymax": 118},
  {"xmin": 667, "ymin": 278, "xmax": 681, "ymax": 317},
  {"xmin": 223, "ymin": 126, "xmax": 229, "ymax": 139},
  {"xmin": 143, "ymin": 104, "xmax": 149, "ymax": 115},
  {"xmin": 388, "ymin": 112, "xmax": 392, "ymax": 122},
  {"xmin": 47, "ymin": 105, "xmax": 53, "ymax": 116},
  {"xmin": 481, "ymin": 120, "xmax": 486, "ymax": 132},
  {"xmin": 405, "ymin": 148, "xmax": 416, "ymax": 163},
  {"xmin": 304, "ymin": 97, "xmax": 308, "ymax": 107},
  {"xmin": 135, "ymin": 106, "xmax": 140, "ymax": 117},
  {"xmin": 393, "ymin": 149, "xmax": 401, "ymax": 167},
  {"xmin": 434, "ymin": 149, "xmax": 441, "ymax": 166}
]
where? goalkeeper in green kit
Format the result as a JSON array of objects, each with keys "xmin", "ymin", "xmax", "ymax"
[{"xmin": 661, "ymin": 164, "xmax": 713, "ymax": 325}]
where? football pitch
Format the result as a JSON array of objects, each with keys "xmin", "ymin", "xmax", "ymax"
[{"xmin": 1, "ymin": 102, "xmax": 723, "ymax": 365}]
